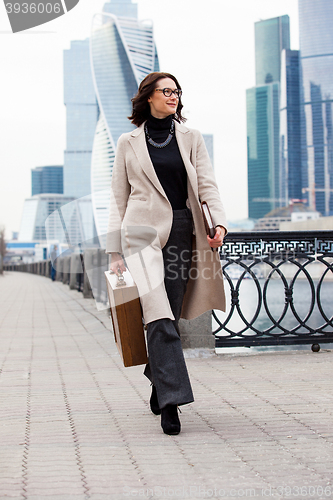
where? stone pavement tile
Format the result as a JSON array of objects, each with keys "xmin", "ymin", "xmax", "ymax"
[
  {"xmin": 27, "ymin": 464, "xmax": 80, "ymax": 473},
  {"xmin": 84, "ymin": 464, "xmax": 138, "ymax": 474},
  {"xmin": 0, "ymin": 479, "xmax": 21, "ymax": 488},
  {"xmin": 23, "ymin": 469, "xmax": 80, "ymax": 478},
  {"xmin": 89, "ymin": 490, "xmax": 146, "ymax": 500},
  {"xmin": 27, "ymin": 479, "xmax": 83, "ymax": 489},
  {"xmin": 26, "ymin": 474, "xmax": 82, "ymax": 483},
  {"xmin": 262, "ymin": 475, "xmax": 327, "ymax": 488},
  {"xmin": 87, "ymin": 480, "xmax": 145, "ymax": 495},
  {"xmin": 0, "ymin": 489, "xmax": 22, "ymax": 498},
  {"xmin": 83, "ymin": 477, "xmax": 131, "ymax": 488},
  {"xmin": 28, "ymin": 496, "xmax": 83, "ymax": 500},
  {"xmin": 26, "ymin": 487, "xmax": 85, "ymax": 497},
  {"xmin": 0, "ymin": 472, "xmax": 22, "ymax": 482}
]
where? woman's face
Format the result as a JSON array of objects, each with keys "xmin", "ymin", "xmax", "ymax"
[{"xmin": 148, "ymin": 77, "xmax": 179, "ymax": 119}]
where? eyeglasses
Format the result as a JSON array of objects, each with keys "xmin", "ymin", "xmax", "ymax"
[{"xmin": 155, "ymin": 88, "xmax": 182, "ymax": 98}]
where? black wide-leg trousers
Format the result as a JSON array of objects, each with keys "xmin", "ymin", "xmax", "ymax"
[{"xmin": 143, "ymin": 208, "xmax": 194, "ymax": 409}]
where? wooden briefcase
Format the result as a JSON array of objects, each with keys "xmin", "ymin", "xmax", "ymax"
[{"xmin": 104, "ymin": 270, "xmax": 148, "ymax": 367}]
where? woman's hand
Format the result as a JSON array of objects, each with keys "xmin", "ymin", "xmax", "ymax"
[
  {"xmin": 109, "ymin": 252, "xmax": 126, "ymax": 274},
  {"xmin": 207, "ymin": 226, "xmax": 226, "ymax": 249}
]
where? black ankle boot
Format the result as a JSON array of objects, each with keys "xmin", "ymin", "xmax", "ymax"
[
  {"xmin": 161, "ymin": 404, "xmax": 181, "ymax": 435},
  {"xmin": 150, "ymin": 385, "xmax": 161, "ymax": 415}
]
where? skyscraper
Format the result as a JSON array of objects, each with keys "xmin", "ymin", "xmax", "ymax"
[
  {"xmin": 62, "ymin": 38, "xmax": 99, "ymax": 245},
  {"xmin": 90, "ymin": 0, "xmax": 159, "ymax": 246},
  {"xmin": 63, "ymin": 39, "xmax": 99, "ymax": 200},
  {"xmin": 298, "ymin": 0, "xmax": 333, "ymax": 215},
  {"xmin": 31, "ymin": 165, "xmax": 63, "ymax": 196},
  {"xmin": 279, "ymin": 49, "xmax": 302, "ymax": 204},
  {"xmin": 247, "ymin": 83, "xmax": 280, "ymax": 219},
  {"xmin": 247, "ymin": 16, "xmax": 290, "ymax": 219},
  {"xmin": 255, "ymin": 15, "xmax": 290, "ymax": 85}
]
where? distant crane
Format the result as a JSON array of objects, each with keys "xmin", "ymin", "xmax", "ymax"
[
  {"xmin": 302, "ymin": 186, "xmax": 333, "ymax": 211},
  {"xmin": 252, "ymin": 198, "xmax": 287, "ymax": 203},
  {"xmin": 252, "ymin": 198, "xmax": 307, "ymax": 204}
]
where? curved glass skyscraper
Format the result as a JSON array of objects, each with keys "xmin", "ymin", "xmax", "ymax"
[
  {"xmin": 90, "ymin": 0, "xmax": 159, "ymax": 246},
  {"xmin": 299, "ymin": 0, "xmax": 333, "ymax": 215}
]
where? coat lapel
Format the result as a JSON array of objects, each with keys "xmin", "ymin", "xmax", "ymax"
[
  {"xmin": 175, "ymin": 122, "xmax": 199, "ymax": 200},
  {"xmin": 128, "ymin": 124, "xmax": 167, "ymax": 199}
]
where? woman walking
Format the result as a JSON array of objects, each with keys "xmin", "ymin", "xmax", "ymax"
[{"xmin": 106, "ymin": 72, "xmax": 227, "ymax": 435}]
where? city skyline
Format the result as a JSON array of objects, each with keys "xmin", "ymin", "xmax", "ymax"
[
  {"xmin": 248, "ymin": 0, "xmax": 333, "ymax": 220},
  {"xmin": 0, "ymin": 0, "xmax": 300, "ymax": 237}
]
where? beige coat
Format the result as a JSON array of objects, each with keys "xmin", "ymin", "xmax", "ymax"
[{"xmin": 106, "ymin": 121, "xmax": 228, "ymax": 324}]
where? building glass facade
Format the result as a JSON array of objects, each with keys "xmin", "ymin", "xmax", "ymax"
[
  {"xmin": 247, "ymin": 83, "xmax": 280, "ymax": 219},
  {"xmin": 299, "ymin": 0, "xmax": 333, "ymax": 215},
  {"xmin": 63, "ymin": 38, "xmax": 99, "ymax": 245},
  {"xmin": 247, "ymin": 16, "xmax": 290, "ymax": 219},
  {"xmin": 31, "ymin": 165, "xmax": 63, "ymax": 196},
  {"xmin": 90, "ymin": 0, "xmax": 159, "ymax": 246},
  {"xmin": 64, "ymin": 39, "xmax": 99, "ymax": 199},
  {"xmin": 255, "ymin": 15, "xmax": 290, "ymax": 85},
  {"xmin": 279, "ymin": 49, "xmax": 302, "ymax": 204}
]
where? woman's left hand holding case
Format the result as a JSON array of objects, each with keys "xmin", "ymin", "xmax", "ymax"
[{"xmin": 207, "ymin": 226, "xmax": 226, "ymax": 249}]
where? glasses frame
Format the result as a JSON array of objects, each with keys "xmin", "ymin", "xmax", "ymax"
[{"xmin": 155, "ymin": 88, "xmax": 182, "ymax": 98}]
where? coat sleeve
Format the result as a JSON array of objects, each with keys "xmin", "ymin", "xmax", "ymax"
[
  {"xmin": 193, "ymin": 131, "xmax": 228, "ymax": 233},
  {"xmin": 105, "ymin": 136, "xmax": 131, "ymax": 254}
]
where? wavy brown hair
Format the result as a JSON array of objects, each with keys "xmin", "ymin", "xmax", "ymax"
[{"xmin": 128, "ymin": 72, "xmax": 186, "ymax": 127}]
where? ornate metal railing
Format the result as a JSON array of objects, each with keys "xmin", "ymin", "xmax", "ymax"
[
  {"xmin": 5, "ymin": 230, "xmax": 333, "ymax": 350},
  {"xmin": 215, "ymin": 230, "xmax": 333, "ymax": 350}
]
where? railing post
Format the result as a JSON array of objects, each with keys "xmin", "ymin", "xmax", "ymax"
[
  {"xmin": 56, "ymin": 258, "xmax": 63, "ymax": 282},
  {"xmin": 82, "ymin": 251, "xmax": 93, "ymax": 299}
]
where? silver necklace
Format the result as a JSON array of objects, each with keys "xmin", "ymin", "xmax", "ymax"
[{"xmin": 145, "ymin": 120, "xmax": 175, "ymax": 148}]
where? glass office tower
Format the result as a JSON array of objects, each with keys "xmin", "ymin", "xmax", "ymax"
[
  {"xmin": 90, "ymin": 0, "xmax": 159, "ymax": 246},
  {"xmin": 247, "ymin": 16, "xmax": 290, "ymax": 219},
  {"xmin": 299, "ymin": 0, "xmax": 333, "ymax": 215},
  {"xmin": 63, "ymin": 39, "xmax": 99, "ymax": 245},
  {"xmin": 64, "ymin": 39, "xmax": 99, "ymax": 199},
  {"xmin": 31, "ymin": 165, "xmax": 63, "ymax": 196},
  {"xmin": 247, "ymin": 83, "xmax": 280, "ymax": 219},
  {"xmin": 255, "ymin": 15, "xmax": 290, "ymax": 85},
  {"xmin": 279, "ymin": 49, "xmax": 302, "ymax": 204}
]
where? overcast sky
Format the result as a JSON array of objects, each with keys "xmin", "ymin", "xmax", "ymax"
[{"xmin": 0, "ymin": 0, "xmax": 299, "ymax": 238}]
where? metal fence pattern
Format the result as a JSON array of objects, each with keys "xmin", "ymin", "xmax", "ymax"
[{"xmin": 215, "ymin": 230, "xmax": 333, "ymax": 349}]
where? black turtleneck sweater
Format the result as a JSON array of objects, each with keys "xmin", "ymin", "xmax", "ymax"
[{"xmin": 145, "ymin": 113, "xmax": 188, "ymax": 210}]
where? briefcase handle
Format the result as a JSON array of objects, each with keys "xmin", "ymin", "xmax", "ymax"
[{"xmin": 109, "ymin": 268, "xmax": 127, "ymax": 287}]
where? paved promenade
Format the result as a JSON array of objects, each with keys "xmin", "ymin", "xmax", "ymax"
[{"xmin": 1, "ymin": 272, "xmax": 333, "ymax": 500}]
